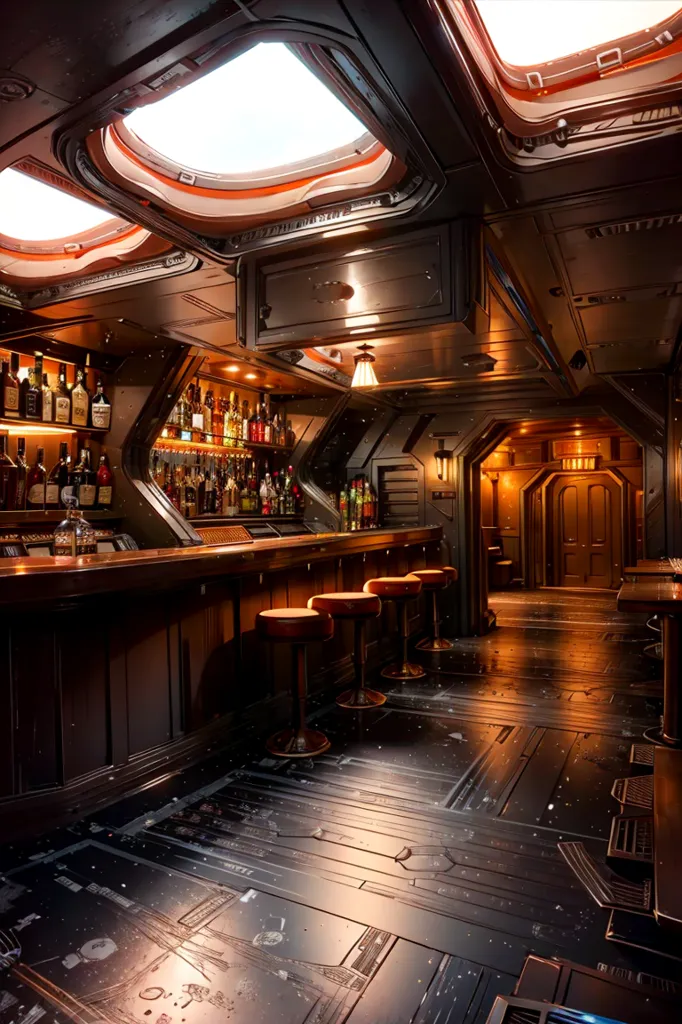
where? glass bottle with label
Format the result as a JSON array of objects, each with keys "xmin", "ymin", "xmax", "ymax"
[
  {"xmin": 96, "ymin": 450, "xmax": 114, "ymax": 509},
  {"xmin": 46, "ymin": 442, "xmax": 70, "ymax": 510},
  {"xmin": 24, "ymin": 356, "xmax": 42, "ymax": 421},
  {"xmin": 41, "ymin": 373, "xmax": 54, "ymax": 422},
  {"xmin": 203, "ymin": 389, "xmax": 214, "ymax": 439},
  {"xmin": 0, "ymin": 434, "xmax": 17, "ymax": 511},
  {"xmin": 71, "ymin": 368, "xmax": 89, "ymax": 427},
  {"xmin": 192, "ymin": 384, "xmax": 204, "ymax": 432},
  {"xmin": 14, "ymin": 437, "xmax": 27, "ymax": 510},
  {"xmin": 26, "ymin": 446, "xmax": 47, "ymax": 509},
  {"xmin": 54, "ymin": 363, "xmax": 71, "ymax": 424},
  {"xmin": 241, "ymin": 399, "xmax": 250, "ymax": 441},
  {"xmin": 53, "ymin": 496, "xmax": 97, "ymax": 556},
  {"xmin": 3, "ymin": 353, "xmax": 20, "ymax": 419},
  {"xmin": 90, "ymin": 379, "xmax": 111, "ymax": 430}
]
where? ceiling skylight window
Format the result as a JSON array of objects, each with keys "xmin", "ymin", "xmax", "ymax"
[
  {"xmin": 123, "ymin": 42, "xmax": 369, "ymax": 176},
  {"xmin": 0, "ymin": 167, "xmax": 116, "ymax": 242},
  {"xmin": 474, "ymin": 1, "xmax": 681, "ymax": 67}
]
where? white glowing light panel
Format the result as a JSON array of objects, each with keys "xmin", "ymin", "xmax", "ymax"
[
  {"xmin": 123, "ymin": 42, "xmax": 369, "ymax": 176},
  {"xmin": 474, "ymin": 0, "xmax": 680, "ymax": 66},
  {"xmin": 0, "ymin": 168, "xmax": 116, "ymax": 241}
]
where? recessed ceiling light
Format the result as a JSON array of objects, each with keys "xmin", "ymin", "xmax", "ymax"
[
  {"xmin": 245, "ymin": 372, "xmax": 257, "ymax": 380},
  {"xmin": 225, "ymin": 364, "xmax": 239, "ymax": 372}
]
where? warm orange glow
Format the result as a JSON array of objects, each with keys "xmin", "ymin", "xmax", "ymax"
[
  {"xmin": 225, "ymin": 364, "xmax": 240, "ymax": 373},
  {"xmin": 2, "ymin": 423, "xmax": 76, "ymax": 435},
  {"xmin": 245, "ymin": 372, "xmax": 257, "ymax": 380}
]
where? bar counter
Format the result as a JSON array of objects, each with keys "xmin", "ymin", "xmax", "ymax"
[
  {"xmin": 0, "ymin": 525, "xmax": 442, "ymax": 607},
  {"xmin": 0, "ymin": 524, "xmax": 445, "ymax": 838}
]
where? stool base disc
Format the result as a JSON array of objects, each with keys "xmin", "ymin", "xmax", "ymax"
[
  {"xmin": 644, "ymin": 642, "xmax": 663, "ymax": 661},
  {"xmin": 643, "ymin": 726, "xmax": 682, "ymax": 749},
  {"xmin": 381, "ymin": 661, "xmax": 426, "ymax": 681},
  {"xmin": 266, "ymin": 728, "xmax": 330, "ymax": 758},
  {"xmin": 336, "ymin": 687, "xmax": 386, "ymax": 709},
  {"xmin": 416, "ymin": 636, "xmax": 454, "ymax": 651}
]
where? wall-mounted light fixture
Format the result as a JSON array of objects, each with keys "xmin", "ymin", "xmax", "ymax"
[
  {"xmin": 434, "ymin": 439, "xmax": 454, "ymax": 482},
  {"xmin": 351, "ymin": 344, "xmax": 378, "ymax": 388}
]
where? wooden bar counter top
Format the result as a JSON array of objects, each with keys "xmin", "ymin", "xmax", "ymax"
[{"xmin": 0, "ymin": 525, "xmax": 442, "ymax": 607}]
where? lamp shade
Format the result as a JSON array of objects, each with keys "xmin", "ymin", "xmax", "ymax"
[{"xmin": 351, "ymin": 345, "xmax": 378, "ymax": 388}]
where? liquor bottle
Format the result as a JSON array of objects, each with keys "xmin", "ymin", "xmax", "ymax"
[
  {"xmin": 2, "ymin": 353, "xmax": 20, "ymax": 419},
  {"xmin": 0, "ymin": 434, "xmax": 17, "ymax": 511},
  {"xmin": 241, "ymin": 399, "xmax": 250, "ymax": 441},
  {"xmin": 26, "ymin": 446, "xmax": 47, "ymax": 509},
  {"xmin": 24, "ymin": 357, "xmax": 42, "ymax": 421},
  {"xmin": 181, "ymin": 384, "xmax": 193, "ymax": 432},
  {"xmin": 70, "ymin": 448, "xmax": 97, "ymax": 509},
  {"xmin": 96, "ymin": 450, "xmax": 114, "ymax": 509},
  {"xmin": 54, "ymin": 363, "xmax": 71, "ymax": 424},
  {"xmin": 46, "ymin": 442, "xmax": 70, "ymax": 510},
  {"xmin": 71, "ymin": 367, "xmax": 89, "ymax": 427},
  {"xmin": 90, "ymin": 378, "xmax": 111, "ymax": 430},
  {"xmin": 262, "ymin": 393, "xmax": 270, "ymax": 442},
  {"xmin": 14, "ymin": 437, "xmax": 27, "ymax": 510},
  {"xmin": 212, "ymin": 396, "xmax": 223, "ymax": 442},
  {"xmin": 204, "ymin": 389, "xmax": 214, "ymax": 439},
  {"xmin": 53, "ymin": 496, "xmax": 97, "ymax": 556},
  {"xmin": 339, "ymin": 486, "xmax": 348, "ymax": 529},
  {"xmin": 41, "ymin": 373, "xmax": 54, "ymax": 423},
  {"xmin": 191, "ymin": 383, "xmax": 203, "ymax": 432},
  {"xmin": 284, "ymin": 466, "xmax": 296, "ymax": 515}
]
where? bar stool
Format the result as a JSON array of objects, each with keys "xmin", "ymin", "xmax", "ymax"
[
  {"xmin": 410, "ymin": 569, "xmax": 453, "ymax": 651},
  {"xmin": 307, "ymin": 592, "xmax": 385, "ymax": 708},
  {"xmin": 363, "ymin": 575, "xmax": 425, "ymax": 681},
  {"xmin": 257, "ymin": 608, "xmax": 334, "ymax": 758}
]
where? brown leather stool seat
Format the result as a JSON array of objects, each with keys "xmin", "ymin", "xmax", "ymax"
[
  {"xmin": 257, "ymin": 608, "xmax": 333, "ymax": 758},
  {"xmin": 308, "ymin": 592, "xmax": 384, "ymax": 709},
  {"xmin": 364, "ymin": 575, "xmax": 425, "ymax": 680},
  {"xmin": 411, "ymin": 568, "xmax": 453, "ymax": 652},
  {"xmin": 440, "ymin": 565, "xmax": 458, "ymax": 583}
]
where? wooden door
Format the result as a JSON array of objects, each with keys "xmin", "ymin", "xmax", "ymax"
[{"xmin": 551, "ymin": 474, "xmax": 622, "ymax": 589}]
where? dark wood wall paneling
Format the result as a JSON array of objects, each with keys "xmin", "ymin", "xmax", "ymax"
[{"xmin": 0, "ymin": 538, "xmax": 441, "ymax": 827}]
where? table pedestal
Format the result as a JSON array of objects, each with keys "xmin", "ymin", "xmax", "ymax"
[{"xmin": 644, "ymin": 614, "xmax": 682, "ymax": 748}]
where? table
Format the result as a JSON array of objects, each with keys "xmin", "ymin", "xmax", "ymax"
[
  {"xmin": 623, "ymin": 558, "xmax": 682, "ymax": 580},
  {"xmin": 653, "ymin": 746, "xmax": 682, "ymax": 931},
  {"xmin": 617, "ymin": 580, "xmax": 682, "ymax": 747}
]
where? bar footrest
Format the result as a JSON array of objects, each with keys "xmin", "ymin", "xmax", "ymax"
[
  {"xmin": 607, "ymin": 814, "xmax": 653, "ymax": 864},
  {"xmin": 611, "ymin": 773, "xmax": 653, "ymax": 810},
  {"xmin": 558, "ymin": 841, "xmax": 652, "ymax": 912},
  {"xmin": 629, "ymin": 742, "xmax": 654, "ymax": 768}
]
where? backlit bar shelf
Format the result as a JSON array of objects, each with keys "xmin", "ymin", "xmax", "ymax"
[
  {"xmin": 156, "ymin": 429, "xmax": 293, "ymax": 456},
  {"xmin": 0, "ymin": 416, "xmax": 108, "ymax": 435}
]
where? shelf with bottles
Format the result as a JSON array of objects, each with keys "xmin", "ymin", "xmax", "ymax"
[
  {"xmin": 0, "ymin": 431, "xmax": 116, "ymax": 516},
  {"xmin": 1, "ymin": 346, "xmax": 113, "ymax": 432},
  {"xmin": 338, "ymin": 474, "xmax": 379, "ymax": 532},
  {"xmin": 151, "ymin": 445, "xmax": 302, "ymax": 520},
  {"xmin": 165, "ymin": 373, "xmax": 296, "ymax": 451},
  {"xmin": 156, "ymin": 429, "xmax": 293, "ymax": 456}
]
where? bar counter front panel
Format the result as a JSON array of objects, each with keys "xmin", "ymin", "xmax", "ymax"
[{"xmin": 0, "ymin": 525, "xmax": 443, "ymax": 836}]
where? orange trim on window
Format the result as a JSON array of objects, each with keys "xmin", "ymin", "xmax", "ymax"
[
  {"xmin": 108, "ymin": 126, "xmax": 389, "ymax": 200},
  {"xmin": 0, "ymin": 224, "xmax": 144, "ymax": 261}
]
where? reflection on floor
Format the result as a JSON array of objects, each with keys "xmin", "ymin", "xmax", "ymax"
[{"xmin": 0, "ymin": 590, "xmax": 678, "ymax": 1023}]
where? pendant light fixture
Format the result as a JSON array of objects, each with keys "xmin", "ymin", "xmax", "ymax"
[{"xmin": 351, "ymin": 344, "xmax": 378, "ymax": 388}]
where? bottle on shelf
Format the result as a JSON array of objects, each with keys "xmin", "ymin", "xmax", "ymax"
[
  {"xmin": 42, "ymin": 372, "xmax": 54, "ymax": 423},
  {"xmin": 91, "ymin": 378, "xmax": 111, "ymax": 429},
  {"xmin": 181, "ymin": 383, "xmax": 193, "ymax": 432},
  {"xmin": 26, "ymin": 446, "xmax": 47, "ymax": 510},
  {"xmin": 54, "ymin": 363, "xmax": 71, "ymax": 424},
  {"xmin": 24, "ymin": 355, "xmax": 42, "ymax": 421},
  {"xmin": 69, "ymin": 447, "xmax": 97, "ymax": 510},
  {"xmin": 71, "ymin": 367, "xmax": 90, "ymax": 427},
  {"xmin": 96, "ymin": 450, "xmax": 114, "ymax": 509},
  {"xmin": 15, "ymin": 437, "xmax": 27, "ymax": 510},
  {"xmin": 263, "ymin": 394, "xmax": 272, "ymax": 444},
  {"xmin": 192, "ymin": 383, "xmax": 204, "ymax": 432},
  {"xmin": 241, "ymin": 399, "xmax": 250, "ymax": 441},
  {"xmin": 46, "ymin": 442, "xmax": 70, "ymax": 510},
  {"xmin": 204, "ymin": 389, "xmax": 214, "ymax": 439},
  {"xmin": 2, "ymin": 354, "xmax": 20, "ymax": 419},
  {"xmin": 0, "ymin": 434, "xmax": 17, "ymax": 511}
]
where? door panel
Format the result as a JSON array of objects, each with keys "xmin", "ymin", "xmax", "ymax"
[{"xmin": 551, "ymin": 474, "xmax": 622, "ymax": 589}]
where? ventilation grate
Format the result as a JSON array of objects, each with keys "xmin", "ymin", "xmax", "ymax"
[
  {"xmin": 611, "ymin": 774, "xmax": 653, "ymax": 810},
  {"xmin": 629, "ymin": 743, "xmax": 655, "ymax": 767},
  {"xmin": 378, "ymin": 463, "xmax": 419, "ymax": 526},
  {"xmin": 608, "ymin": 814, "xmax": 653, "ymax": 862},
  {"xmin": 586, "ymin": 213, "xmax": 682, "ymax": 238}
]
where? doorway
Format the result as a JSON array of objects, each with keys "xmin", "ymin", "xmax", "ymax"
[
  {"xmin": 547, "ymin": 472, "xmax": 623, "ymax": 589},
  {"xmin": 480, "ymin": 416, "xmax": 642, "ymax": 592}
]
